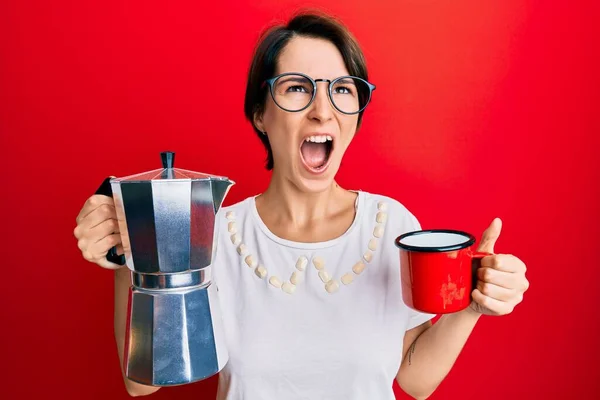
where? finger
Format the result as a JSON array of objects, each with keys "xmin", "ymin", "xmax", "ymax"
[
  {"xmin": 480, "ymin": 254, "xmax": 526, "ymax": 273},
  {"xmin": 88, "ymin": 233, "xmax": 122, "ymax": 261},
  {"xmin": 75, "ymin": 217, "xmax": 119, "ymax": 245},
  {"xmin": 476, "ymin": 281, "xmax": 519, "ymax": 303},
  {"xmin": 95, "ymin": 257, "xmax": 127, "ymax": 270},
  {"xmin": 521, "ymin": 276, "xmax": 530, "ymax": 292},
  {"xmin": 477, "ymin": 267, "xmax": 520, "ymax": 289},
  {"xmin": 76, "ymin": 195, "xmax": 114, "ymax": 224},
  {"xmin": 88, "ymin": 219, "xmax": 120, "ymax": 244},
  {"xmin": 115, "ymin": 243, "xmax": 124, "ymax": 256},
  {"xmin": 74, "ymin": 204, "xmax": 117, "ymax": 239},
  {"xmin": 476, "ymin": 217, "xmax": 502, "ymax": 254},
  {"xmin": 472, "ymin": 289, "xmax": 514, "ymax": 315}
]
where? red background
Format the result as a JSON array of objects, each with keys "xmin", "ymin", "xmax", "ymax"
[{"xmin": 2, "ymin": 0, "xmax": 599, "ymax": 399}]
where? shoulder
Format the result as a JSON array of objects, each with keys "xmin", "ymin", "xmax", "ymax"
[
  {"xmin": 216, "ymin": 196, "xmax": 255, "ymax": 220},
  {"xmin": 214, "ymin": 195, "xmax": 256, "ymax": 239},
  {"xmin": 358, "ymin": 191, "xmax": 421, "ymax": 234},
  {"xmin": 213, "ymin": 196, "xmax": 256, "ymax": 263}
]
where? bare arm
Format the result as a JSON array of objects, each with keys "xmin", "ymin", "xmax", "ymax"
[
  {"xmin": 114, "ymin": 267, "xmax": 161, "ymax": 396},
  {"xmin": 396, "ymin": 308, "xmax": 481, "ymax": 400},
  {"xmin": 76, "ymin": 194, "xmax": 161, "ymax": 396},
  {"xmin": 396, "ymin": 219, "xmax": 530, "ymax": 399}
]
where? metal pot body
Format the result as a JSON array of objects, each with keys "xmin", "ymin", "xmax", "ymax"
[
  {"xmin": 99, "ymin": 152, "xmax": 234, "ymax": 386},
  {"xmin": 123, "ymin": 279, "xmax": 229, "ymax": 386},
  {"xmin": 111, "ymin": 177, "xmax": 232, "ymax": 274}
]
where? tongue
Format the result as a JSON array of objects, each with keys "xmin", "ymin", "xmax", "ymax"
[{"xmin": 301, "ymin": 141, "xmax": 327, "ymax": 169}]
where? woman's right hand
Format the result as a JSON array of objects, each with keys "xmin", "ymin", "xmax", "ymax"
[{"xmin": 74, "ymin": 194, "xmax": 124, "ymax": 270}]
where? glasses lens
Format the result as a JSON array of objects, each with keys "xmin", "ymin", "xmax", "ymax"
[
  {"xmin": 272, "ymin": 74, "xmax": 314, "ymax": 112},
  {"xmin": 331, "ymin": 77, "xmax": 371, "ymax": 114}
]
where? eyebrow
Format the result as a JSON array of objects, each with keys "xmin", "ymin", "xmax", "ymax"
[
  {"xmin": 277, "ymin": 76, "xmax": 310, "ymax": 84},
  {"xmin": 334, "ymin": 78, "xmax": 356, "ymax": 85}
]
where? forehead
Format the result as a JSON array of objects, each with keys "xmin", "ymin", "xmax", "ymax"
[{"xmin": 276, "ymin": 36, "xmax": 350, "ymax": 78}]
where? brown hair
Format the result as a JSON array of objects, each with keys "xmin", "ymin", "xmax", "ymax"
[{"xmin": 243, "ymin": 11, "xmax": 369, "ymax": 170}]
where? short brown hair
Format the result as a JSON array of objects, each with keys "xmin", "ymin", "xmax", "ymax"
[{"xmin": 243, "ymin": 11, "xmax": 369, "ymax": 170}]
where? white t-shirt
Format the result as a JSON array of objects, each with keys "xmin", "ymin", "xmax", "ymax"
[{"xmin": 212, "ymin": 190, "xmax": 436, "ymax": 400}]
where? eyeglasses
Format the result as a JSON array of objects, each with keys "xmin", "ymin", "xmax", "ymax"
[{"xmin": 262, "ymin": 72, "xmax": 376, "ymax": 115}]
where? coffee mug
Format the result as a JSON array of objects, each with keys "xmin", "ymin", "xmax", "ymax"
[{"xmin": 395, "ymin": 229, "xmax": 491, "ymax": 314}]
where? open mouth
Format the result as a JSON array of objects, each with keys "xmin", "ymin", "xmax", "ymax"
[{"xmin": 300, "ymin": 134, "xmax": 334, "ymax": 173}]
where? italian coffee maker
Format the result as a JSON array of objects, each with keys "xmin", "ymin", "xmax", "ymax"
[{"xmin": 95, "ymin": 151, "xmax": 234, "ymax": 386}]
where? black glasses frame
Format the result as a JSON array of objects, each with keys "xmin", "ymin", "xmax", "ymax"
[{"xmin": 262, "ymin": 72, "xmax": 376, "ymax": 115}]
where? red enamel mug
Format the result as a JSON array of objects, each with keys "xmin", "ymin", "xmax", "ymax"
[{"xmin": 395, "ymin": 229, "xmax": 492, "ymax": 314}]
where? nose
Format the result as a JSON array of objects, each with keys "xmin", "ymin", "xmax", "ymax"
[{"xmin": 307, "ymin": 81, "xmax": 334, "ymax": 122}]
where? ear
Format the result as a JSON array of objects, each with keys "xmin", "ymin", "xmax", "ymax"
[{"xmin": 253, "ymin": 109, "xmax": 265, "ymax": 134}]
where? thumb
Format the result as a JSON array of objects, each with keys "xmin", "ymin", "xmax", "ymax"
[{"xmin": 477, "ymin": 217, "xmax": 502, "ymax": 254}]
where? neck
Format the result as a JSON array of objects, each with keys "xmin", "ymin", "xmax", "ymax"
[{"xmin": 258, "ymin": 170, "xmax": 346, "ymax": 228}]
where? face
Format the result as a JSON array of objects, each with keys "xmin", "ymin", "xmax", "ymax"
[{"xmin": 254, "ymin": 36, "xmax": 360, "ymax": 193}]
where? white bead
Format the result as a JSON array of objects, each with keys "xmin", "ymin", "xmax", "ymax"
[
  {"xmin": 352, "ymin": 261, "xmax": 366, "ymax": 275},
  {"xmin": 325, "ymin": 280, "xmax": 340, "ymax": 293},
  {"xmin": 226, "ymin": 211, "xmax": 235, "ymax": 219},
  {"xmin": 255, "ymin": 265, "xmax": 267, "ymax": 279},
  {"xmin": 363, "ymin": 251, "xmax": 373, "ymax": 263},
  {"xmin": 313, "ymin": 256, "xmax": 325, "ymax": 270},
  {"xmin": 245, "ymin": 255, "xmax": 257, "ymax": 268},
  {"xmin": 376, "ymin": 212, "xmax": 387, "ymax": 224},
  {"xmin": 341, "ymin": 273, "xmax": 354, "ymax": 285},
  {"xmin": 282, "ymin": 282, "xmax": 296, "ymax": 294},
  {"xmin": 318, "ymin": 270, "xmax": 331, "ymax": 283},
  {"xmin": 290, "ymin": 271, "xmax": 303, "ymax": 285},
  {"xmin": 227, "ymin": 221, "xmax": 237, "ymax": 233},
  {"xmin": 296, "ymin": 256, "xmax": 308, "ymax": 271},
  {"xmin": 368, "ymin": 238, "xmax": 377, "ymax": 251},
  {"xmin": 377, "ymin": 202, "xmax": 388, "ymax": 211},
  {"xmin": 269, "ymin": 276, "xmax": 282, "ymax": 288},
  {"xmin": 236, "ymin": 243, "xmax": 247, "ymax": 255},
  {"xmin": 373, "ymin": 225, "xmax": 384, "ymax": 238},
  {"xmin": 230, "ymin": 234, "xmax": 241, "ymax": 246}
]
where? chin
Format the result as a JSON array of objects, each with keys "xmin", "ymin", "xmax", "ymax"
[
  {"xmin": 293, "ymin": 162, "xmax": 340, "ymax": 194},
  {"xmin": 295, "ymin": 177, "xmax": 334, "ymax": 194}
]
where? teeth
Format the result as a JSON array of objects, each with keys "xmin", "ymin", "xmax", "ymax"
[{"xmin": 305, "ymin": 135, "xmax": 333, "ymax": 143}]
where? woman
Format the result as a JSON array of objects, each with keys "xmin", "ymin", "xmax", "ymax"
[{"xmin": 74, "ymin": 12, "xmax": 529, "ymax": 400}]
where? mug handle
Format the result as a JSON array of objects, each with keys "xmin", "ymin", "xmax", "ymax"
[
  {"xmin": 95, "ymin": 177, "xmax": 126, "ymax": 266},
  {"xmin": 468, "ymin": 251, "xmax": 493, "ymax": 296}
]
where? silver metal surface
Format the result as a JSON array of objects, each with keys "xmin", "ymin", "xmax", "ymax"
[
  {"xmin": 132, "ymin": 270, "xmax": 211, "ymax": 290},
  {"xmin": 123, "ymin": 283, "xmax": 228, "ymax": 386},
  {"xmin": 211, "ymin": 178, "xmax": 234, "ymax": 214},
  {"xmin": 152, "ymin": 180, "xmax": 192, "ymax": 273},
  {"xmin": 110, "ymin": 152, "xmax": 234, "ymax": 387},
  {"xmin": 119, "ymin": 181, "xmax": 160, "ymax": 273},
  {"xmin": 190, "ymin": 179, "xmax": 216, "ymax": 270},
  {"xmin": 111, "ymin": 172, "xmax": 233, "ymax": 274}
]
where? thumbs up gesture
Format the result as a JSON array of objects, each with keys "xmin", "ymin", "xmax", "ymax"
[{"xmin": 469, "ymin": 218, "xmax": 530, "ymax": 316}]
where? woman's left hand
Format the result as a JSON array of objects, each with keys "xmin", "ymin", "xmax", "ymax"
[{"xmin": 469, "ymin": 218, "xmax": 530, "ymax": 316}]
